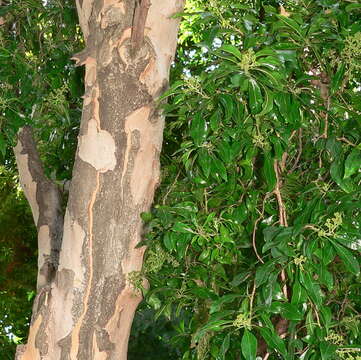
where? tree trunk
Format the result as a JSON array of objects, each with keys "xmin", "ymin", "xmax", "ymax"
[{"xmin": 14, "ymin": 1, "xmax": 184, "ymax": 358}]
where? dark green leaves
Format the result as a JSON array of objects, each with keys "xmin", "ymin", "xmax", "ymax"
[
  {"xmin": 262, "ymin": 154, "xmax": 276, "ymax": 191},
  {"xmin": 241, "ymin": 330, "xmax": 257, "ymax": 360},
  {"xmin": 190, "ymin": 113, "xmax": 207, "ymax": 146},
  {"xmin": 344, "ymin": 148, "xmax": 361, "ymax": 179},
  {"xmin": 217, "ymin": 333, "xmax": 231, "ymax": 360},
  {"xmin": 248, "ymin": 79, "xmax": 263, "ymax": 114},
  {"xmin": 320, "ymin": 341, "xmax": 337, "ymax": 359},
  {"xmin": 144, "ymin": 1, "xmax": 361, "ymax": 359},
  {"xmin": 330, "ymin": 240, "xmax": 360, "ymax": 276},
  {"xmin": 259, "ymin": 327, "xmax": 287, "ymax": 357}
]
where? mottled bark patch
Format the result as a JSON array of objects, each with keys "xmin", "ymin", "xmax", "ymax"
[{"xmin": 78, "ymin": 118, "xmax": 117, "ymax": 172}]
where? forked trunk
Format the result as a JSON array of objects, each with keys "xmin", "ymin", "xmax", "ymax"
[{"xmin": 14, "ymin": 1, "xmax": 184, "ymax": 358}]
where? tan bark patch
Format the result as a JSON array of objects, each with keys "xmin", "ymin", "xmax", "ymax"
[
  {"xmin": 143, "ymin": 1, "xmax": 183, "ymax": 96},
  {"xmin": 117, "ymin": 27, "xmax": 132, "ymax": 66},
  {"xmin": 75, "ymin": 0, "xmax": 94, "ymax": 41},
  {"xmin": 85, "ymin": 58, "xmax": 97, "ymax": 86},
  {"xmin": 51, "ymin": 279, "xmax": 75, "ymax": 350},
  {"xmin": 92, "ymin": 333, "xmax": 107, "ymax": 360},
  {"xmin": 58, "ymin": 211, "xmax": 86, "ymax": 286},
  {"xmin": 105, "ymin": 286, "xmax": 142, "ymax": 359},
  {"xmin": 100, "ymin": 1, "xmax": 126, "ymax": 29},
  {"xmin": 18, "ymin": 315, "xmax": 42, "ymax": 360},
  {"xmin": 122, "ymin": 106, "xmax": 163, "ymax": 205},
  {"xmin": 14, "ymin": 141, "xmax": 39, "ymax": 225},
  {"xmin": 84, "ymin": 96, "xmax": 92, "ymax": 106},
  {"xmin": 37, "ymin": 225, "xmax": 51, "ymax": 288},
  {"xmin": 79, "ymin": 119, "xmax": 117, "ymax": 172},
  {"xmin": 121, "ymin": 231, "xmax": 145, "ymax": 275}
]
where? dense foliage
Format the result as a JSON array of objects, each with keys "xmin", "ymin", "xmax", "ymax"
[
  {"xmin": 141, "ymin": 1, "xmax": 361, "ymax": 359},
  {"xmin": 0, "ymin": 167, "xmax": 36, "ymax": 359}
]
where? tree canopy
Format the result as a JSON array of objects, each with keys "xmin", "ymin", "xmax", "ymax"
[{"xmin": 1, "ymin": 0, "xmax": 361, "ymax": 359}]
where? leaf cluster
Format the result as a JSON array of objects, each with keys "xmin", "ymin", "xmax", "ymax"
[{"xmin": 144, "ymin": 1, "xmax": 361, "ymax": 359}]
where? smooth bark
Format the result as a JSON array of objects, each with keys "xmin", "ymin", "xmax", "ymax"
[{"xmin": 15, "ymin": 1, "xmax": 184, "ymax": 358}]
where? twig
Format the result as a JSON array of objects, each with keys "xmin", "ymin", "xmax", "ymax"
[
  {"xmin": 249, "ymin": 281, "xmax": 257, "ymax": 316},
  {"xmin": 280, "ymin": 268, "xmax": 288, "ymax": 299},
  {"xmin": 252, "ymin": 194, "xmax": 271, "ymax": 264},
  {"xmin": 131, "ymin": 0, "xmax": 151, "ymax": 54},
  {"xmin": 162, "ymin": 169, "xmax": 181, "ymax": 205},
  {"xmin": 337, "ymin": 137, "xmax": 357, "ymax": 147},
  {"xmin": 273, "ymin": 160, "xmax": 288, "ymax": 227},
  {"xmin": 290, "ymin": 128, "xmax": 303, "ymax": 173}
]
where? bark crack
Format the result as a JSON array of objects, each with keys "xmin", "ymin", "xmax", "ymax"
[{"xmin": 70, "ymin": 170, "xmax": 101, "ymax": 359}]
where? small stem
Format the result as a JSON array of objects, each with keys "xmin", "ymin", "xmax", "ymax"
[{"xmin": 337, "ymin": 137, "xmax": 357, "ymax": 147}]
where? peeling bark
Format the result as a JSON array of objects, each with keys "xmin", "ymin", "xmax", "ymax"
[
  {"xmin": 17, "ymin": 1, "xmax": 184, "ymax": 359},
  {"xmin": 14, "ymin": 126, "xmax": 63, "ymax": 289}
]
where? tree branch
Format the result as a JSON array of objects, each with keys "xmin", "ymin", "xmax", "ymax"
[
  {"xmin": 14, "ymin": 126, "xmax": 63, "ymax": 289},
  {"xmin": 131, "ymin": 0, "xmax": 151, "ymax": 54}
]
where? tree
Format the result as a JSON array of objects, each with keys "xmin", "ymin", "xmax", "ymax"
[{"xmin": 2, "ymin": 0, "xmax": 184, "ymax": 358}]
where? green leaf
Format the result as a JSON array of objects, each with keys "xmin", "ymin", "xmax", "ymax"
[
  {"xmin": 274, "ymin": 93, "xmax": 292, "ymax": 123},
  {"xmin": 330, "ymin": 160, "xmax": 355, "ymax": 193},
  {"xmin": 331, "ymin": 63, "xmax": 345, "ymax": 95},
  {"xmin": 212, "ymin": 156, "xmax": 228, "ymax": 181},
  {"xmin": 210, "ymin": 294, "xmax": 241, "ymax": 314},
  {"xmin": 190, "ymin": 287, "xmax": 216, "ymax": 300},
  {"xmin": 172, "ymin": 222, "xmax": 193, "ymax": 234},
  {"xmin": 280, "ymin": 303, "xmax": 303, "ymax": 321},
  {"xmin": 344, "ymin": 148, "xmax": 361, "ymax": 179},
  {"xmin": 248, "ymin": 79, "xmax": 263, "ymax": 115},
  {"xmin": 320, "ymin": 341, "xmax": 337, "ymax": 359},
  {"xmin": 163, "ymin": 232, "xmax": 176, "ymax": 251},
  {"xmin": 0, "ymin": 133, "xmax": 6, "ymax": 157},
  {"xmin": 158, "ymin": 80, "xmax": 183, "ymax": 100},
  {"xmin": 219, "ymin": 94, "xmax": 234, "ymax": 121},
  {"xmin": 299, "ymin": 271, "xmax": 322, "ymax": 307},
  {"xmin": 259, "ymin": 327, "xmax": 287, "ymax": 356},
  {"xmin": 241, "ymin": 330, "xmax": 257, "ymax": 360},
  {"xmin": 219, "ymin": 44, "xmax": 243, "ymax": 61},
  {"xmin": 346, "ymin": 3, "xmax": 361, "ymax": 12},
  {"xmin": 258, "ymin": 88, "xmax": 274, "ymax": 117},
  {"xmin": 217, "ymin": 333, "xmax": 231, "ymax": 360},
  {"xmin": 335, "ymin": 233, "xmax": 361, "ymax": 251},
  {"xmin": 255, "ymin": 261, "xmax": 274, "ymax": 286},
  {"xmin": 198, "ymin": 148, "xmax": 212, "ymax": 178},
  {"xmin": 210, "ymin": 109, "xmax": 221, "ymax": 132},
  {"xmin": 190, "ymin": 112, "xmax": 207, "ymax": 146},
  {"xmin": 0, "ymin": 5, "xmax": 13, "ymax": 17},
  {"xmin": 330, "ymin": 240, "xmax": 360, "ymax": 276},
  {"xmin": 291, "ymin": 278, "xmax": 307, "ymax": 305},
  {"xmin": 147, "ymin": 294, "xmax": 161, "ymax": 310},
  {"xmin": 318, "ymin": 264, "xmax": 334, "ymax": 290},
  {"xmin": 140, "ymin": 212, "xmax": 153, "ymax": 223},
  {"xmin": 194, "ymin": 320, "xmax": 232, "ymax": 342},
  {"xmin": 256, "ymin": 56, "xmax": 282, "ymax": 70},
  {"xmin": 276, "ymin": 15, "xmax": 303, "ymax": 37},
  {"xmin": 263, "ymin": 154, "xmax": 276, "ymax": 191}
]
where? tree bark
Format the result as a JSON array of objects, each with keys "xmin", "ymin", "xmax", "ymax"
[{"xmin": 15, "ymin": 0, "xmax": 184, "ymax": 359}]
